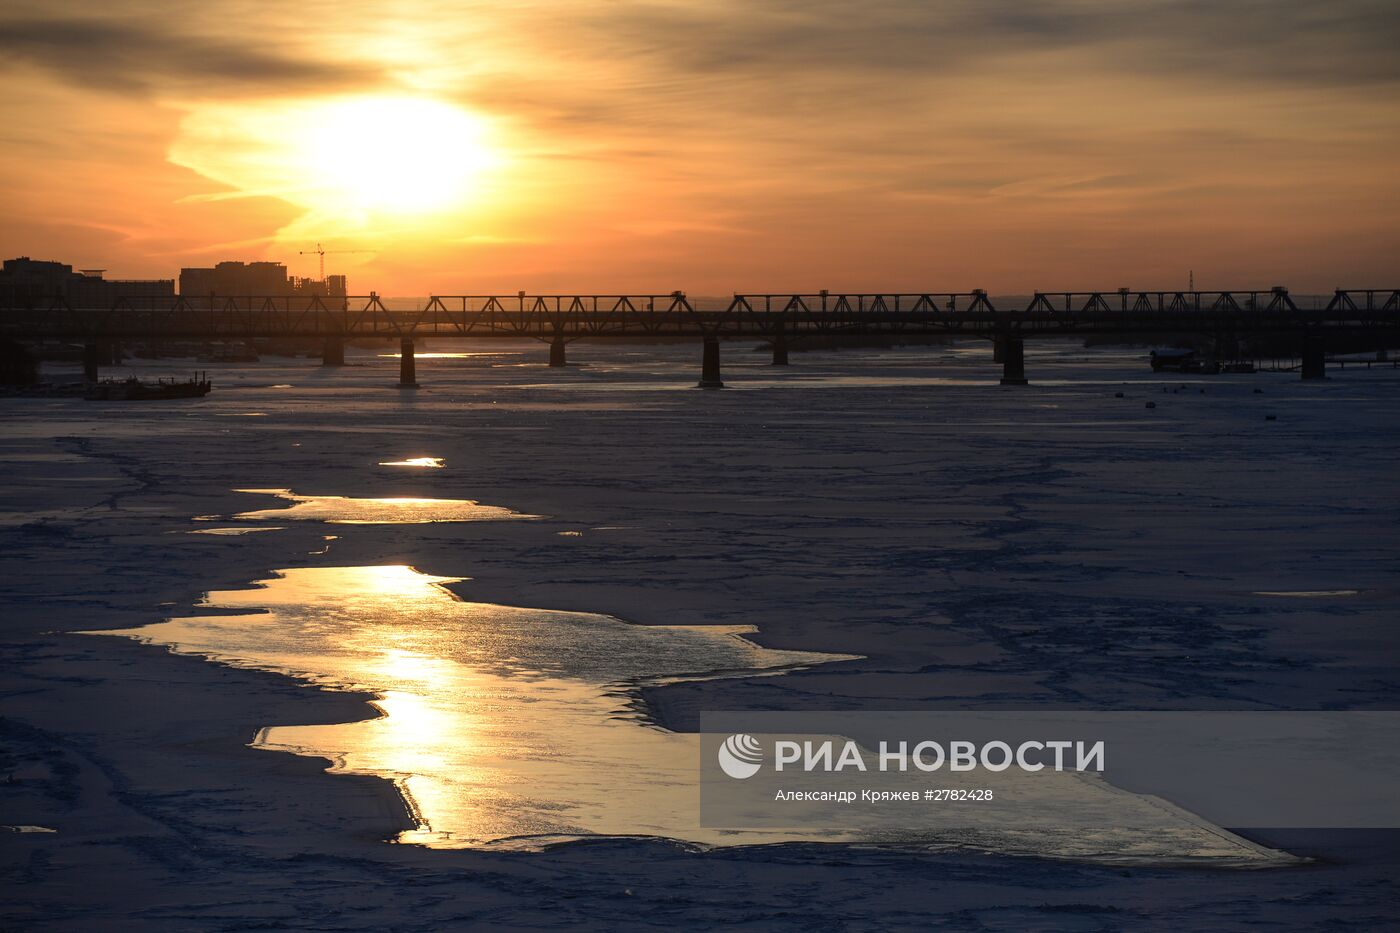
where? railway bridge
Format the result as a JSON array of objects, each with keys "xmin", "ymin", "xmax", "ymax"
[{"xmin": 2, "ymin": 287, "xmax": 1397, "ymax": 387}]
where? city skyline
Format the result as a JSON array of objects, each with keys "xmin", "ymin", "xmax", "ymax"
[
  {"xmin": 0, "ymin": 255, "xmax": 347, "ymax": 305},
  {"xmin": 1, "ymin": 1, "xmax": 1397, "ymax": 295}
]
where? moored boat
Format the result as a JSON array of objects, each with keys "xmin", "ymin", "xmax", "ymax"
[{"xmin": 85, "ymin": 373, "xmax": 211, "ymax": 401}]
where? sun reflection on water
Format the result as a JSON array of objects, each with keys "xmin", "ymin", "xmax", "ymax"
[
  {"xmin": 98, "ymin": 565, "xmax": 845, "ymax": 847},
  {"xmin": 226, "ymin": 488, "xmax": 534, "ymax": 523},
  {"xmin": 378, "ymin": 457, "xmax": 446, "ymax": 468},
  {"xmin": 90, "ymin": 565, "xmax": 1286, "ymax": 860}
]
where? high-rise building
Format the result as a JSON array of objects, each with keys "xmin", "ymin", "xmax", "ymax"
[
  {"xmin": 179, "ymin": 261, "xmax": 295, "ymax": 297},
  {"xmin": 178, "ymin": 261, "xmax": 348, "ymax": 298},
  {"xmin": 0, "ymin": 256, "xmax": 345, "ymax": 306}
]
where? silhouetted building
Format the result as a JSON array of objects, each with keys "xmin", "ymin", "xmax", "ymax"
[
  {"xmin": 179, "ymin": 261, "xmax": 348, "ymax": 298},
  {"xmin": 0, "ymin": 257, "xmax": 174, "ymax": 306},
  {"xmin": 1, "ymin": 256, "xmax": 346, "ymax": 307},
  {"xmin": 180, "ymin": 261, "xmax": 292, "ymax": 296},
  {"xmin": 0, "ymin": 257, "xmax": 71, "ymax": 304},
  {"xmin": 289, "ymin": 273, "xmax": 348, "ymax": 298},
  {"xmin": 70, "ymin": 272, "xmax": 176, "ymax": 306}
]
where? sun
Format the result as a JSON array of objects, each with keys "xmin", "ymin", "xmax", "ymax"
[
  {"xmin": 297, "ymin": 97, "xmax": 497, "ymax": 215},
  {"xmin": 170, "ymin": 95, "xmax": 501, "ymax": 222}
]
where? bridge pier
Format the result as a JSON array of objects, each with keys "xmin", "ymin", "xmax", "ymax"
[
  {"xmin": 998, "ymin": 336, "xmax": 1028, "ymax": 385},
  {"xmin": 771, "ymin": 333, "xmax": 789, "ymax": 366},
  {"xmin": 0, "ymin": 339, "xmax": 38, "ymax": 386},
  {"xmin": 322, "ymin": 336, "xmax": 345, "ymax": 367},
  {"xmin": 549, "ymin": 337, "xmax": 567, "ymax": 368},
  {"xmin": 1215, "ymin": 333, "xmax": 1242, "ymax": 364},
  {"xmin": 1301, "ymin": 338, "xmax": 1326, "ymax": 380},
  {"xmin": 399, "ymin": 338, "xmax": 417, "ymax": 386},
  {"xmin": 82, "ymin": 342, "xmax": 101, "ymax": 383},
  {"xmin": 699, "ymin": 336, "xmax": 724, "ymax": 388}
]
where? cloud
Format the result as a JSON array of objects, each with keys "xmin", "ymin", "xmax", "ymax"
[
  {"xmin": 0, "ymin": 17, "xmax": 379, "ymax": 95},
  {"xmin": 418, "ymin": 0, "xmax": 1400, "ymax": 167},
  {"xmin": 574, "ymin": 0, "xmax": 1400, "ymax": 85}
]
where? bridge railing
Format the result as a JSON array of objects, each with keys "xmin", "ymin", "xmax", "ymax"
[
  {"xmin": 427, "ymin": 294, "xmax": 695, "ymax": 314},
  {"xmin": 1025, "ymin": 289, "xmax": 1307, "ymax": 314},
  {"xmin": 726, "ymin": 292, "xmax": 998, "ymax": 314},
  {"xmin": 1025, "ymin": 289, "xmax": 1400, "ymax": 316},
  {"xmin": 428, "ymin": 293, "xmax": 997, "ymax": 314},
  {"xmin": 1325, "ymin": 289, "xmax": 1400, "ymax": 313}
]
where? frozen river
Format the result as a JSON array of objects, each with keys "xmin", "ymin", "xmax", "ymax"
[
  {"xmin": 2, "ymin": 338, "xmax": 1397, "ymax": 929},
  {"xmin": 93, "ymin": 561, "xmax": 1286, "ymax": 862}
]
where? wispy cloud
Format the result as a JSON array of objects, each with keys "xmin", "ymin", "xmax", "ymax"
[
  {"xmin": 565, "ymin": 0, "xmax": 1400, "ymax": 86},
  {"xmin": 0, "ymin": 17, "xmax": 380, "ymax": 95}
]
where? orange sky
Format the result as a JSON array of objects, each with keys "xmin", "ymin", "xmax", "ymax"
[{"xmin": 1, "ymin": 1, "xmax": 1397, "ymax": 295}]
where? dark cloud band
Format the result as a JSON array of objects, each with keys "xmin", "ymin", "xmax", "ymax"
[{"xmin": 0, "ymin": 17, "xmax": 378, "ymax": 95}]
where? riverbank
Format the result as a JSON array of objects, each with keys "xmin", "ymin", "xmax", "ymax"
[{"xmin": 3, "ymin": 340, "xmax": 1397, "ymax": 929}]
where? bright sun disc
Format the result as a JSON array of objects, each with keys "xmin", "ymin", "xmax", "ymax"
[
  {"xmin": 172, "ymin": 96, "xmax": 499, "ymax": 220},
  {"xmin": 300, "ymin": 98, "xmax": 494, "ymax": 213}
]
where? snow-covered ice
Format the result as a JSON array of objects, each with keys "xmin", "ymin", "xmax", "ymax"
[{"xmin": 2, "ymin": 339, "xmax": 1397, "ymax": 930}]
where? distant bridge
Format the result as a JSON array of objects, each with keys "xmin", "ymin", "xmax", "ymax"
[{"xmin": 2, "ymin": 287, "xmax": 1397, "ymax": 387}]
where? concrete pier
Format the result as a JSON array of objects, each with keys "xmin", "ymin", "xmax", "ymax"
[
  {"xmin": 1301, "ymin": 339, "xmax": 1326, "ymax": 380},
  {"xmin": 1216, "ymin": 334, "xmax": 1242, "ymax": 363},
  {"xmin": 322, "ymin": 336, "xmax": 345, "ymax": 367},
  {"xmin": 771, "ymin": 332, "xmax": 789, "ymax": 366},
  {"xmin": 999, "ymin": 336, "xmax": 1028, "ymax": 385},
  {"xmin": 699, "ymin": 336, "xmax": 724, "ymax": 388},
  {"xmin": 83, "ymin": 342, "xmax": 101, "ymax": 383},
  {"xmin": 0, "ymin": 339, "xmax": 38, "ymax": 386},
  {"xmin": 549, "ymin": 337, "xmax": 567, "ymax": 368},
  {"xmin": 399, "ymin": 338, "xmax": 417, "ymax": 386}
]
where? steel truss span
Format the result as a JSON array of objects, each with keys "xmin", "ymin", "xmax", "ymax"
[{"xmin": 1, "ymin": 288, "xmax": 1397, "ymax": 341}]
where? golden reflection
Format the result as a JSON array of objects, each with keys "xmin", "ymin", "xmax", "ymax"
[
  {"xmin": 95, "ymin": 564, "xmax": 846, "ymax": 846},
  {"xmin": 376, "ymin": 353, "xmax": 511, "ymax": 360},
  {"xmin": 367, "ymin": 648, "xmax": 455, "ymax": 689},
  {"xmin": 89, "ymin": 565, "xmax": 1279, "ymax": 859},
  {"xmin": 227, "ymin": 488, "xmax": 536, "ymax": 523},
  {"xmin": 187, "ymin": 526, "xmax": 285, "ymax": 536},
  {"xmin": 199, "ymin": 564, "xmax": 459, "ymax": 610},
  {"xmin": 378, "ymin": 457, "xmax": 446, "ymax": 468},
  {"xmin": 364, "ymin": 690, "xmax": 459, "ymax": 773}
]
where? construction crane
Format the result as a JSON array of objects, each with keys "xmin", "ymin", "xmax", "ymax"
[{"xmin": 299, "ymin": 243, "xmax": 372, "ymax": 281}]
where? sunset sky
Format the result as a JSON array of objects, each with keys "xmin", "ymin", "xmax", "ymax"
[{"xmin": 1, "ymin": 1, "xmax": 1397, "ymax": 295}]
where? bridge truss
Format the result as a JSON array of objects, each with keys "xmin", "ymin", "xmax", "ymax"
[
  {"xmin": 3, "ymin": 287, "xmax": 1396, "ymax": 386},
  {"xmin": 2, "ymin": 288, "xmax": 1397, "ymax": 342}
]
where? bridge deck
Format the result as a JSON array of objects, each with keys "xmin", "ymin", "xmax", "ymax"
[{"xmin": 1, "ymin": 290, "xmax": 1397, "ymax": 341}]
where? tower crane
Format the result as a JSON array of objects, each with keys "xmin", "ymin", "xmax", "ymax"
[{"xmin": 299, "ymin": 243, "xmax": 372, "ymax": 281}]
